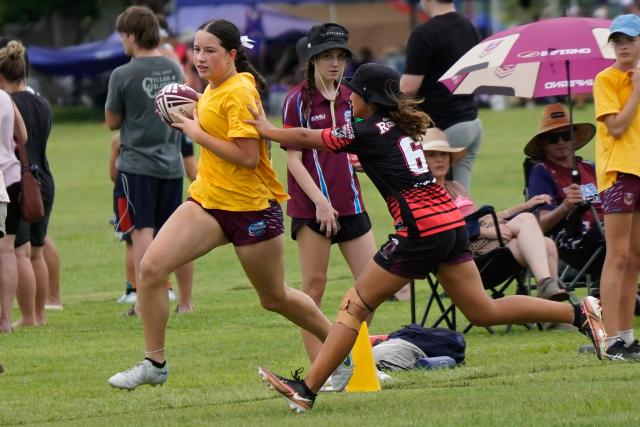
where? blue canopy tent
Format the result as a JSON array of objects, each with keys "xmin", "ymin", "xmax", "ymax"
[{"xmin": 27, "ymin": 2, "xmax": 320, "ymax": 77}]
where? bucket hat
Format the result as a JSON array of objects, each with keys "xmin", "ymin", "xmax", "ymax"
[
  {"xmin": 296, "ymin": 36, "xmax": 310, "ymax": 62},
  {"xmin": 344, "ymin": 63, "xmax": 402, "ymax": 107},
  {"xmin": 420, "ymin": 128, "xmax": 466, "ymax": 164},
  {"xmin": 524, "ymin": 103, "xmax": 595, "ymax": 159},
  {"xmin": 306, "ymin": 23, "xmax": 355, "ymax": 59}
]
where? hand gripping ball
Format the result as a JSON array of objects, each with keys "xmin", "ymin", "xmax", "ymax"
[{"xmin": 154, "ymin": 83, "xmax": 199, "ymax": 125}]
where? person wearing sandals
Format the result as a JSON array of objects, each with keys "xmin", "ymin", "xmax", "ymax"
[{"xmin": 422, "ymin": 127, "xmax": 568, "ymax": 301}]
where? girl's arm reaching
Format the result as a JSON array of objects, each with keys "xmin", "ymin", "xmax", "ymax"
[{"xmin": 246, "ymin": 102, "xmax": 328, "ymax": 151}]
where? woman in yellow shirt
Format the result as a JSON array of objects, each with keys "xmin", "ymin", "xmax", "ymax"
[
  {"xmin": 593, "ymin": 14, "xmax": 640, "ymax": 360},
  {"xmin": 108, "ymin": 19, "xmax": 333, "ymax": 389}
]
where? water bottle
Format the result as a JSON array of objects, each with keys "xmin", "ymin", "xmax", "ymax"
[{"xmin": 414, "ymin": 356, "xmax": 456, "ymax": 370}]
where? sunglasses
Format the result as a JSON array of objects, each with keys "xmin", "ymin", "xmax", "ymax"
[{"xmin": 542, "ymin": 130, "xmax": 572, "ymax": 144}]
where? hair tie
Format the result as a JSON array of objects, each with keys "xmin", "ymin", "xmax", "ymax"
[{"xmin": 240, "ymin": 36, "xmax": 255, "ymax": 49}]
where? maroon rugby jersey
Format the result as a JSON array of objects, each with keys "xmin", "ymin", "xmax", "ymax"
[
  {"xmin": 321, "ymin": 112, "xmax": 464, "ymax": 238},
  {"xmin": 280, "ymin": 83, "xmax": 365, "ymax": 219}
]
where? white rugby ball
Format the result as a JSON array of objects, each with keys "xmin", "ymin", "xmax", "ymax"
[{"xmin": 154, "ymin": 83, "xmax": 199, "ymax": 125}]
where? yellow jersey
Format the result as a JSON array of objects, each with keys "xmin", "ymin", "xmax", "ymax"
[
  {"xmin": 188, "ymin": 72, "xmax": 288, "ymax": 211},
  {"xmin": 594, "ymin": 66, "xmax": 640, "ymax": 192}
]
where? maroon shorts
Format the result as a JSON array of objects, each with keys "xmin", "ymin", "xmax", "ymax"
[
  {"xmin": 373, "ymin": 226, "xmax": 472, "ymax": 280},
  {"xmin": 600, "ymin": 173, "xmax": 640, "ymax": 214},
  {"xmin": 188, "ymin": 198, "xmax": 284, "ymax": 246}
]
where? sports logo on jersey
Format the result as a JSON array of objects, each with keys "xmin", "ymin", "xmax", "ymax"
[
  {"xmin": 375, "ymin": 119, "xmax": 396, "ymax": 135},
  {"xmin": 331, "ymin": 121, "xmax": 354, "ymax": 140},
  {"xmin": 310, "ymin": 113, "xmax": 326, "ymax": 122},
  {"xmin": 379, "ymin": 237, "xmax": 399, "ymax": 260},
  {"xmin": 248, "ymin": 220, "xmax": 267, "ymax": 237}
]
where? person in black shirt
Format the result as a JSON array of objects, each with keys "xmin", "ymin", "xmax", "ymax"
[
  {"xmin": 248, "ymin": 63, "xmax": 607, "ymax": 413},
  {"xmin": 400, "ymin": 0, "xmax": 483, "ymax": 191},
  {"xmin": 0, "ymin": 39, "xmax": 55, "ymax": 328}
]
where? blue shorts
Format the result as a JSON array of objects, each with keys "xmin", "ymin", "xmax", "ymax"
[{"xmin": 113, "ymin": 171, "xmax": 183, "ymax": 234}]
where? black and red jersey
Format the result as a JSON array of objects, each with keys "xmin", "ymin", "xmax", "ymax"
[{"xmin": 321, "ymin": 112, "xmax": 464, "ymax": 238}]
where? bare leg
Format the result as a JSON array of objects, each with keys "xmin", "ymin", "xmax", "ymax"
[
  {"xmin": 30, "ymin": 245, "xmax": 49, "ymax": 325},
  {"xmin": 130, "ymin": 228, "xmax": 154, "ymax": 314},
  {"xmin": 615, "ymin": 211, "xmax": 640, "ymax": 334},
  {"xmin": 505, "ymin": 213, "xmax": 553, "ymax": 281},
  {"xmin": 600, "ymin": 212, "xmax": 634, "ymax": 337},
  {"xmin": 296, "ymin": 227, "xmax": 332, "ymax": 363},
  {"xmin": 236, "ymin": 235, "xmax": 333, "ymax": 344},
  {"xmin": 138, "ymin": 202, "xmax": 224, "ymax": 363},
  {"xmin": 0, "ymin": 235, "xmax": 17, "ymax": 332},
  {"xmin": 174, "ymin": 261, "xmax": 194, "ymax": 313},
  {"xmin": 125, "ymin": 241, "xmax": 135, "ymax": 289},
  {"xmin": 13, "ymin": 243, "xmax": 36, "ymax": 328},
  {"xmin": 438, "ymin": 260, "xmax": 573, "ymax": 326},
  {"xmin": 304, "ymin": 261, "xmax": 408, "ymax": 392},
  {"xmin": 43, "ymin": 236, "xmax": 61, "ymax": 306}
]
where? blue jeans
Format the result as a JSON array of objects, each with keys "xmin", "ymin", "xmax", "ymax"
[{"xmin": 443, "ymin": 118, "xmax": 483, "ymax": 191}]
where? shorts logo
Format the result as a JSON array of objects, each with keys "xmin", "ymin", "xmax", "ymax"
[
  {"xmin": 248, "ymin": 220, "xmax": 267, "ymax": 237},
  {"xmin": 624, "ymin": 192, "xmax": 634, "ymax": 206},
  {"xmin": 380, "ymin": 238, "xmax": 399, "ymax": 260}
]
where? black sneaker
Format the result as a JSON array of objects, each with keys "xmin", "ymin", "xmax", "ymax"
[
  {"xmin": 576, "ymin": 296, "xmax": 606, "ymax": 360},
  {"xmin": 258, "ymin": 366, "xmax": 316, "ymax": 413},
  {"xmin": 605, "ymin": 339, "xmax": 640, "ymax": 361}
]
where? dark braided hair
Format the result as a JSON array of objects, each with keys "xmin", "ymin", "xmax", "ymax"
[
  {"xmin": 198, "ymin": 19, "xmax": 267, "ymax": 92},
  {"xmin": 302, "ymin": 60, "xmax": 316, "ymax": 122}
]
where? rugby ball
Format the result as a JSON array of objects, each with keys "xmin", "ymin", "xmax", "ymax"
[{"xmin": 154, "ymin": 83, "xmax": 199, "ymax": 125}]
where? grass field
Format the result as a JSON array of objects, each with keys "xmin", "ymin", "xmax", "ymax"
[{"xmin": 1, "ymin": 104, "xmax": 640, "ymax": 426}]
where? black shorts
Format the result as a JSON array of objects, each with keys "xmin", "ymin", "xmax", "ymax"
[
  {"xmin": 290, "ymin": 212, "xmax": 372, "ymax": 244},
  {"xmin": 180, "ymin": 133, "xmax": 194, "ymax": 158},
  {"xmin": 15, "ymin": 182, "xmax": 54, "ymax": 247},
  {"xmin": 5, "ymin": 182, "xmax": 20, "ymax": 236},
  {"xmin": 373, "ymin": 226, "xmax": 471, "ymax": 280},
  {"xmin": 113, "ymin": 171, "xmax": 183, "ymax": 234}
]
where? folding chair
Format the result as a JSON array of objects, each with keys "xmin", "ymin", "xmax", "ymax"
[
  {"xmin": 523, "ymin": 157, "xmax": 640, "ymax": 310},
  {"xmin": 410, "ymin": 205, "xmax": 537, "ymax": 334}
]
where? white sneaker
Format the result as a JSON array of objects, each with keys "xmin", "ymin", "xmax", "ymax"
[
  {"xmin": 116, "ymin": 291, "xmax": 137, "ymax": 304},
  {"xmin": 168, "ymin": 289, "xmax": 177, "ymax": 302},
  {"xmin": 377, "ymin": 369, "xmax": 391, "ymax": 382},
  {"xmin": 321, "ymin": 353, "xmax": 354, "ymax": 392},
  {"xmin": 108, "ymin": 359, "xmax": 168, "ymax": 390}
]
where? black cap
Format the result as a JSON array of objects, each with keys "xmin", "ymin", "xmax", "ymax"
[
  {"xmin": 306, "ymin": 23, "xmax": 355, "ymax": 59},
  {"xmin": 343, "ymin": 63, "xmax": 401, "ymax": 107}
]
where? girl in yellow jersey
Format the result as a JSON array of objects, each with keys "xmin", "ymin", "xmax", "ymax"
[{"xmin": 108, "ymin": 19, "xmax": 333, "ymax": 390}]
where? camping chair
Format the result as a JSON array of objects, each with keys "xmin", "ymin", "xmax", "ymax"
[
  {"xmin": 409, "ymin": 205, "xmax": 537, "ymax": 334},
  {"xmin": 523, "ymin": 157, "xmax": 640, "ymax": 311}
]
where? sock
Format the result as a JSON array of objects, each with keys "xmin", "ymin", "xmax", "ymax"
[
  {"xmin": 605, "ymin": 336, "xmax": 620, "ymax": 349},
  {"xmin": 571, "ymin": 303, "xmax": 583, "ymax": 328},
  {"xmin": 302, "ymin": 380, "xmax": 317, "ymax": 397},
  {"xmin": 619, "ymin": 329, "xmax": 635, "ymax": 346},
  {"xmin": 145, "ymin": 357, "xmax": 166, "ymax": 369},
  {"xmin": 125, "ymin": 281, "xmax": 135, "ymax": 294}
]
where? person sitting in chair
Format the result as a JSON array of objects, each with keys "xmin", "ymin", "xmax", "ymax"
[
  {"xmin": 525, "ymin": 104, "xmax": 604, "ymax": 277},
  {"xmin": 422, "ymin": 128, "xmax": 568, "ymax": 301}
]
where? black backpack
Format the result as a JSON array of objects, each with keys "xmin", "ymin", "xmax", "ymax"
[{"xmin": 388, "ymin": 324, "xmax": 466, "ymax": 364}]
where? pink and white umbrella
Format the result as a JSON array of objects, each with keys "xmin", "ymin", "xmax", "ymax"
[
  {"xmin": 439, "ymin": 17, "xmax": 614, "ymax": 182},
  {"xmin": 439, "ymin": 17, "xmax": 614, "ymax": 99}
]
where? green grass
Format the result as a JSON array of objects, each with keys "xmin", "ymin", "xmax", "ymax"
[{"xmin": 1, "ymin": 104, "xmax": 639, "ymax": 426}]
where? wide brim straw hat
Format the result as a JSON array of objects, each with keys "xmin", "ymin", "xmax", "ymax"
[
  {"xmin": 420, "ymin": 127, "xmax": 466, "ymax": 164},
  {"xmin": 524, "ymin": 103, "xmax": 595, "ymax": 159}
]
